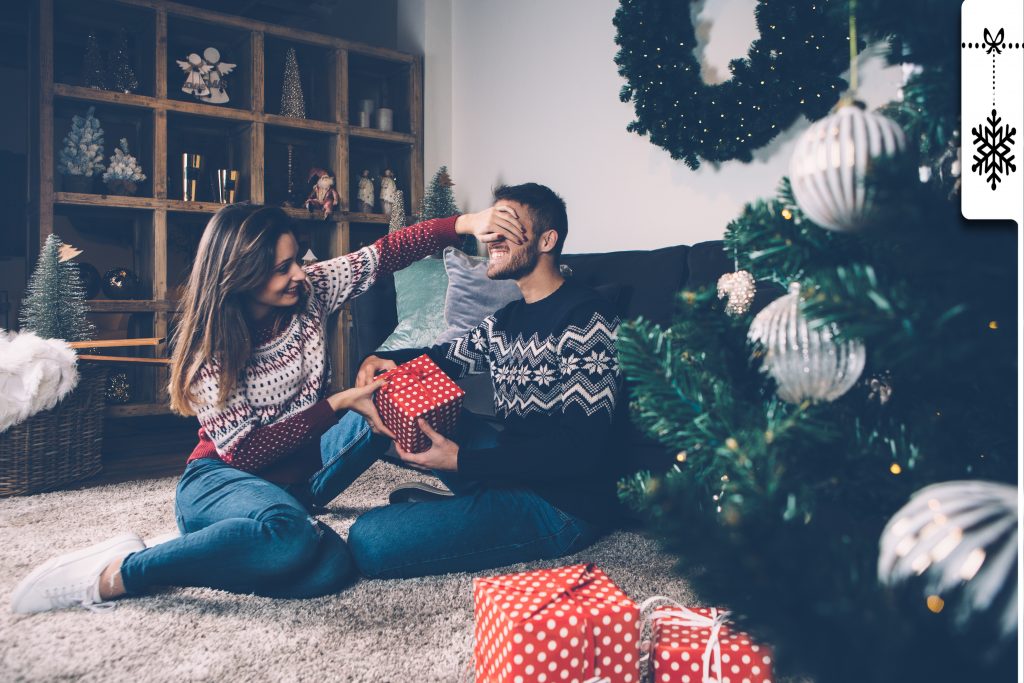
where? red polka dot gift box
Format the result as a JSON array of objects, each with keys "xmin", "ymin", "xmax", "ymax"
[
  {"xmin": 373, "ymin": 354, "xmax": 465, "ymax": 453},
  {"xmin": 473, "ymin": 563, "xmax": 640, "ymax": 683},
  {"xmin": 641, "ymin": 598, "xmax": 774, "ymax": 683}
]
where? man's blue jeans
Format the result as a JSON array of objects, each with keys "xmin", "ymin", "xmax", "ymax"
[
  {"xmin": 119, "ymin": 412, "xmax": 378, "ymax": 599},
  {"xmin": 338, "ymin": 411, "xmax": 604, "ymax": 579}
]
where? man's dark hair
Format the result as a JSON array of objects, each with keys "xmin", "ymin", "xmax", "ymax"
[{"xmin": 493, "ymin": 183, "xmax": 568, "ymax": 262}]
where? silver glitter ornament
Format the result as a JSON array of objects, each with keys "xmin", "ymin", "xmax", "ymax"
[
  {"xmin": 879, "ymin": 480, "xmax": 1017, "ymax": 644},
  {"xmin": 789, "ymin": 101, "xmax": 907, "ymax": 232},
  {"xmin": 716, "ymin": 270, "xmax": 756, "ymax": 316},
  {"xmin": 748, "ymin": 282, "xmax": 865, "ymax": 403}
]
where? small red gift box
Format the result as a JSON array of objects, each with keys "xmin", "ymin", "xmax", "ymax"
[
  {"xmin": 373, "ymin": 354, "xmax": 464, "ymax": 453},
  {"xmin": 474, "ymin": 563, "xmax": 640, "ymax": 683},
  {"xmin": 644, "ymin": 601, "xmax": 774, "ymax": 683}
]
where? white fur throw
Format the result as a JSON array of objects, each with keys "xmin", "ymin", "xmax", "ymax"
[{"xmin": 0, "ymin": 330, "xmax": 79, "ymax": 433}]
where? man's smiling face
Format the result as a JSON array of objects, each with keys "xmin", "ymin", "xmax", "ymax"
[{"xmin": 486, "ymin": 200, "xmax": 541, "ymax": 280}]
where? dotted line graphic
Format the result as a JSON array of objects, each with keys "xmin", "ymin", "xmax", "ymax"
[{"xmin": 961, "ymin": 42, "xmax": 1021, "ymax": 48}]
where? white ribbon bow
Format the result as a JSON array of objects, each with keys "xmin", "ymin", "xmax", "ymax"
[{"xmin": 638, "ymin": 596, "xmax": 732, "ymax": 683}]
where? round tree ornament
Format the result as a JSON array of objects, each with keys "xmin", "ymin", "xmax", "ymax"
[
  {"xmin": 747, "ymin": 282, "xmax": 865, "ymax": 403},
  {"xmin": 102, "ymin": 267, "xmax": 141, "ymax": 300},
  {"xmin": 789, "ymin": 101, "xmax": 907, "ymax": 231},
  {"xmin": 879, "ymin": 480, "xmax": 1017, "ymax": 645}
]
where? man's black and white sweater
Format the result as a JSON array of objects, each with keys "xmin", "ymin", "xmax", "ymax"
[{"xmin": 375, "ymin": 279, "xmax": 622, "ymax": 525}]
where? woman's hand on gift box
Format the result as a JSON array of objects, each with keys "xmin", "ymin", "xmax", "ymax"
[
  {"xmin": 355, "ymin": 355, "xmax": 397, "ymax": 388},
  {"xmin": 455, "ymin": 205, "xmax": 526, "ymax": 245},
  {"xmin": 394, "ymin": 419, "xmax": 459, "ymax": 472},
  {"xmin": 328, "ymin": 380, "xmax": 397, "ymax": 439}
]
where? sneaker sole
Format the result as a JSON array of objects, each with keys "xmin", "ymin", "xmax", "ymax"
[
  {"xmin": 10, "ymin": 532, "xmax": 144, "ymax": 614},
  {"xmin": 387, "ymin": 481, "xmax": 455, "ymax": 504}
]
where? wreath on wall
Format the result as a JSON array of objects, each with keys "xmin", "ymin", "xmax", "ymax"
[{"xmin": 613, "ymin": 0, "xmax": 853, "ymax": 169}]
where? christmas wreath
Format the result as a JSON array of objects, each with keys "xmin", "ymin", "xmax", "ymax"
[{"xmin": 613, "ymin": 0, "xmax": 852, "ymax": 169}]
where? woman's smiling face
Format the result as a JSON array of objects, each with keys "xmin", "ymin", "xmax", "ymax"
[{"xmin": 252, "ymin": 232, "xmax": 306, "ymax": 309}]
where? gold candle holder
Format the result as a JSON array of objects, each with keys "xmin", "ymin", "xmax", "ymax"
[
  {"xmin": 217, "ymin": 169, "xmax": 239, "ymax": 204},
  {"xmin": 183, "ymin": 153, "xmax": 203, "ymax": 201}
]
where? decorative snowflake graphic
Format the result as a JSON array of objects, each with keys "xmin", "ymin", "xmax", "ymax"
[{"xmin": 971, "ymin": 108, "xmax": 1017, "ymax": 190}]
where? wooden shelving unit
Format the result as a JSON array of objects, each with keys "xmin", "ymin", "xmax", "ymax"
[{"xmin": 32, "ymin": 0, "xmax": 424, "ymax": 417}]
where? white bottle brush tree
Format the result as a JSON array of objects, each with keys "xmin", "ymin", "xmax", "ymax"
[
  {"xmin": 57, "ymin": 106, "xmax": 104, "ymax": 192},
  {"xmin": 103, "ymin": 138, "xmax": 146, "ymax": 195},
  {"xmin": 20, "ymin": 234, "xmax": 95, "ymax": 342}
]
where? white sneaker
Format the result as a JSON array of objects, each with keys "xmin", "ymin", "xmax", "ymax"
[
  {"xmin": 143, "ymin": 530, "xmax": 181, "ymax": 548},
  {"xmin": 10, "ymin": 532, "xmax": 145, "ymax": 614}
]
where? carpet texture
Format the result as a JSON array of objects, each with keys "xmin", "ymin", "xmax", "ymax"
[{"xmin": 0, "ymin": 461, "xmax": 696, "ymax": 682}]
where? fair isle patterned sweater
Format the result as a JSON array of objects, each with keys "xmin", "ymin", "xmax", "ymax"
[
  {"xmin": 375, "ymin": 280, "xmax": 623, "ymax": 523},
  {"xmin": 186, "ymin": 216, "xmax": 461, "ymax": 484}
]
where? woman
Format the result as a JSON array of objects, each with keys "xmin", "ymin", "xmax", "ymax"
[{"xmin": 11, "ymin": 202, "xmax": 524, "ymax": 612}]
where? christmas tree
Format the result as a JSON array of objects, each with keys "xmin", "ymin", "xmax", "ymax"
[
  {"xmin": 615, "ymin": 1, "xmax": 1016, "ymax": 682},
  {"xmin": 111, "ymin": 28, "xmax": 139, "ymax": 94},
  {"xmin": 421, "ymin": 166, "xmax": 476, "ymax": 253},
  {"xmin": 82, "ymin": 32, "xmax": 106, "ymax": 90},
  {"xmin": 388, "ymin": 189, "xmax": 405, "ymax": 233},
  {"xmin": 103, "ymin": 138, "xmax": 147, "ymax": 186},
  {"xmin": 280, "ymin": 47, "xmax": 307, "ymax": 119},
  {"xmin": 58, "ymin": 106, "xmax": 105, "ymax": 178},
  {"xmin": 20, "ymin": 234, "xmax": 95, "ymax": 342}
]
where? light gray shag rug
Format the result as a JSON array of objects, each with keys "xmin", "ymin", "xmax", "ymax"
[{"xmin": 0, "ymin": 461, "xmax": 696, "ymax": 682}]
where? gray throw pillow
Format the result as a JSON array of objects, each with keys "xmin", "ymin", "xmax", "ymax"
[{"xmin": 435, "ymin": 247, "xmax": 521, "ymax": 344}]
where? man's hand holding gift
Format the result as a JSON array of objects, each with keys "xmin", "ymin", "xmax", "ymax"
[{"xmin": 394, "ymin": 419, "xmax": 459, "ymax": 472}]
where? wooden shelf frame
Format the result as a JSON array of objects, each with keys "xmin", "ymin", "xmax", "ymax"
[{"xmin": 34, "ymin": 0, "xmax": 425, "ymax": 415}]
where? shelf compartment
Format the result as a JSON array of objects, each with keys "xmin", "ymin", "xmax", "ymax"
[
  {"xmin": 348, "ymin": 53, "xmax": 412, "ymax": 135},
  {"xmin": 264, "ymin": 36, "xmax": 335, "ymax": 123},
  {"xmin": 54, "ymin": 100, "xmax": 155, "ymax": 198},
  {"xmin": 264, "ymin": 124, "xmax": 337, "ymax": 208},
  {"xmin": 53, "ymin": 203, "xmax": 154, "ymax": 302},
  {"xmin": 53, "ymin": 0, "xmax": 156, "ymax": 97},
  {"xmin": 166, "ymin": 111, "xmax": 252, "ymax": 204},
  {"xmin": 348, "ymin": 138, "xmax": 413, "ymax": 218},
  {"xmin": 167, "ymin": 15, "xmax": 252, "ymax": 109}
]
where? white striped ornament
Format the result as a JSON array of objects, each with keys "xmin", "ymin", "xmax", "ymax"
[
  {"xmin": 878, "ymin": 480, "xmax": 1018, "ymax": 643},
  {"xmin": 747, "ymin": 282, "xmax": 866, "ymax": 403},
  {"xmin": 789, "ymin": 101, "xmax": 907, "ymax": 232}
]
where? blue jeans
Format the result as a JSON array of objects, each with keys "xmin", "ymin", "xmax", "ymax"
[
  {"xmin": 120, "ymin": 413, "xmax": 378, "ymax": 599},
  {"xmin": 340, "ymin": 411, "xmax": 604, "ymax": 579}
]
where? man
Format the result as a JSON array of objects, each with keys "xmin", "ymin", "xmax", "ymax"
[{"xmin": 340, "ymin": 182, "xmax": 623, "ymax": 578}]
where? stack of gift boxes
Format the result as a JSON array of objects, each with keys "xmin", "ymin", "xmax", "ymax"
[
  {"xmin": 373, "ymin": 358, "xmax": 775, "ymax": 683},
  {"xmin": 473, "ymin": 564, "xmax": 774, "ymax": 683}
]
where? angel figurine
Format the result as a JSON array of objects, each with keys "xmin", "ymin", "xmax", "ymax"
[
  {"xmin": 201, "ymin": 47, "xmax": 235, "ymax": 104},
  {"xmin": 176, "ymin": 53, "xmax": 210, "ymax": 98},
  {"xmin": 305, "ymin": 168, "xmax": 340, "ymax": 220},
  {"xmin": 379, "ymin": 168, "xmax": 398, "ymax": 216},
  {"xmin": 357, "ymin": 170, "xmax": 375, "ymax": 212}
]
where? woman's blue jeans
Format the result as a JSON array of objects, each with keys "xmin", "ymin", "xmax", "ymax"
[{"xmin": 119, "ymin": 412, "xmax": 377, "ymax": 599}]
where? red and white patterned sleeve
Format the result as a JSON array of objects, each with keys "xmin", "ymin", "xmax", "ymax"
[
  {"xmin": 303, "ymin": 215, "xmax": 460, "ymax": 315},
  {"xmin": 192, "ymin": 366, "xmax": 338, "ymax": 473}
]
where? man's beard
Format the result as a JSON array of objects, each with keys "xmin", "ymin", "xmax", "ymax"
[{"xmin": 487, "ymin": 239, "xmax": 540, "ymax": 280}]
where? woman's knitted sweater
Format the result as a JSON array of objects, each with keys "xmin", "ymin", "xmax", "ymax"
[{"xmin": 185, "ymin": 216, "xmax": 460, "ymax": 484}]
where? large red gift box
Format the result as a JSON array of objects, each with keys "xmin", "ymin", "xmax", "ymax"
[
  {"xmin": 645, "ymin": 602, "xmax": 774, "ymax": 683},
  {"xmin": 373, "ymin": 354, "xmax": 464, "ymax": 453},
  {"xmin": 473, "ymin": 563, "xmax": 640, "ymax": 683}
]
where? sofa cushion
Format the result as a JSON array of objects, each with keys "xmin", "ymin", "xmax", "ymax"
[
  {"xmin": 561, "ymin": 244, "xmax": 690, "ymax": 326},
  {"xmin": 436, "ymin": 247, "xmax": 522, "ymax": 343},
  {"xmin": 377, "ymin": 256, "xmax": 449, "ymax": 352}
]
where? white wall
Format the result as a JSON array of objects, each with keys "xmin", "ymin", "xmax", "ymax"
[{"xmin": 401, "ymin": 0, "xmax": 905, "ymax": 253}]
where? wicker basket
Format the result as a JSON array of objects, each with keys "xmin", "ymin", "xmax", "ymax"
[{"xmin": 0, "ymin": 364, "xmax": 108, "ymax": 496}]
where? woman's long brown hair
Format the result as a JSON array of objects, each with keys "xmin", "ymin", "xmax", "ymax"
[{"xmin": 168, "ymin": 204, "xmax": 300, "ymax": 415}]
